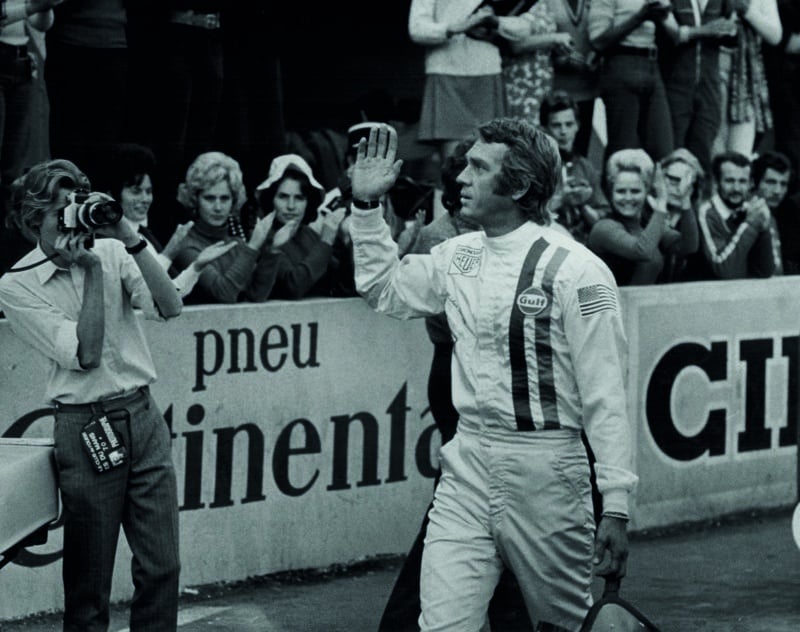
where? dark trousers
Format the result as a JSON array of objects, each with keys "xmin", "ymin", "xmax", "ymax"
[
  {"xmin": 666, "ymin": 61, "xmax": 721, "ymax": 177},
  {"xmin": 0, "ymin": 38, "xmax": 50, "ymax": 225},
  {"xmin": 765, "ymin": 58, "xmax": 800, "ymax": 193},
  {"xmin": 0, "ymin": 53, "xmax": 36, "ymax": 220},
  {"xmin": 45, "ymin": 41, "xmax": 128, "ymax": 181},
  {"xmin": 379, "ymin": 343, "xmax": 532, "ymax": 631},
  {"xmin": 573, "ymin": 98, "xmax": 595, "ymax": 159},
  {"xmin": 53, "ymin": 387, "xmax": 180, "ymax": 632},
  {"xmin": 600, "ymin": 54, "xmax": 674, "ymax": 163},
  {"xmin": 156, "ymin": 24, "xmax": 224, "ymax": 192}
]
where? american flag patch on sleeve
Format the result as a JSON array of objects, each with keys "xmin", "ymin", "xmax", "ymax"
[{"xmin": 577, "ymin": 284, "xmax": 617, "ymax": 316}]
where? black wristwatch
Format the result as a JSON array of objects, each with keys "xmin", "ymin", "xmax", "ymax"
[
  {"xmin": 352, "ymin": 198, "xmax": 380, "ymax": 210},
  {"xmin": 125, "ymin": 238, "xmax": 148, "ymax": 255}
]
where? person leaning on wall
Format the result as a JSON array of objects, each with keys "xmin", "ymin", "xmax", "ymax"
[
  {"xmin": 99, "ymin": 142, "xmax": 236, "ymax": 298},
  {"xmin": 695, "ymin": 150, "xmax": 781, "ymax": 280},
  {"xmin": 588, "ymin": 148, "xmax": 698, "ymax": 285},
  {"xmin": 248, "ymin": 153, "xmax": 346, "ymax": 301},
  {"xmin": 170, "ymin": 151, "xmax": 288, "ymax": 304}
]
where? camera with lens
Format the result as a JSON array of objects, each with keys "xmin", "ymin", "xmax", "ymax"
[{"xmin": 58, "ymin": 190, "xmax": 124, "ymax": 248}]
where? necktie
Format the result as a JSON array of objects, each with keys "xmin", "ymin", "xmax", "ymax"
[{"xmin": 726, "ymin": 211, "xmax": 746, "ymax": 232}]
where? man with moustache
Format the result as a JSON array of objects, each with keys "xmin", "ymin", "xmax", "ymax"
[{"xmin": 697, "ymin": 151, "xmax": 779, "ymax": 279}]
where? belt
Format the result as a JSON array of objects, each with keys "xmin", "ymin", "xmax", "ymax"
[
  {"xmin": 608, "ymin": 45, "xmax": 658, "ymax": 61},
  {"xmin": 170, "ymin": 10, "xmax": 221, "ymax": 30},
  {"xmin": 53, "ymin": 386, "xmax": 149, "ymax": 414},
  {"xmin": 0, "ymin": 42, "xmax": 28, "ymax": 59}
]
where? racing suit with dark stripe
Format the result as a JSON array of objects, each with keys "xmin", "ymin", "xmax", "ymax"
[{"xmin": 351, "ymin": 209, "xmax": 638, "ymax": 631}]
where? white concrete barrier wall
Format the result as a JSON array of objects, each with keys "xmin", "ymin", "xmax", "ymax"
[
  {"xmin": 1, "ymin": 282, "xmax": 797, "ymax": 619},
  {"xmin": 0, "ymin": 299, "xmax": 438, "ymax": 620},
  {"xmin": 621, "ymin": 278, "xmax": 798, "ymax": 529}
]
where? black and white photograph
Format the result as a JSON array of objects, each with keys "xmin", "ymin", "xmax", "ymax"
[{"xmin": 0, "ymin": 1, "xmax": 799, "ymax": 630}]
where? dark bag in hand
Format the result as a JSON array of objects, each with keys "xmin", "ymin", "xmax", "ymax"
[
  {"xmin": 465, "ymin": 0, "xmax": 537, "ymax": 55},
  {"xmin": 579, "ymin": 577, "xmax": 661, "ymax": 631}
]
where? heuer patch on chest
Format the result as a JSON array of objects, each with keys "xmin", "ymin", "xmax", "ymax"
[{"xmin": 448, "ymin": 245, "xmax": 483, "ymax": 277}]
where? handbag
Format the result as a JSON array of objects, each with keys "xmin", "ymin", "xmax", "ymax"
[
  {"xmin": 578, "ymin": 577, "xmax": 661, "ymax": 631},
  {"xmin": 465, "ymin": 0, "xmax": 537, "ymax": 55}
]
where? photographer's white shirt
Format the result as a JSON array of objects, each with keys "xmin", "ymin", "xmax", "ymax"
[{"xmin": 0, "ymin": 239, "xmax": 161, "ymax": 404}]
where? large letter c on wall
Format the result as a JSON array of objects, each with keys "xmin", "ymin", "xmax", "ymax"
[{"xmin": 646, "ymin": 342, "xmax": 727, "ymax": 461}]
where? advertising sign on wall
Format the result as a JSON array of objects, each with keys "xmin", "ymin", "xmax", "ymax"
[
  {"xmin": 0, "ymin": 299, "xmax": 437, "ymax": 620},
  {"xmin": 1, "ymin": 279, "xmax": 797, "ymax": 620},
  {"xmin": 621, "ymin": 279, "xmax": 798, "ymax": 529}
]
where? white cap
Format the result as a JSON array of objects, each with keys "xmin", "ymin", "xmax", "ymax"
[{"xmin": 255, "ymin": 153, "xmax": 325, "ymax": 194}]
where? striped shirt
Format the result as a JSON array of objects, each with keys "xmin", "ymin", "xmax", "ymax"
[{"xmin": 351, "ymin": 211, "xmax": 637, "ymax": 514}]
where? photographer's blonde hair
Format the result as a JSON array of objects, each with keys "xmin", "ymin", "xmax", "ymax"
[{"xmin": 17, "ymin": 159, "xmax": 91, "ymax": 235}]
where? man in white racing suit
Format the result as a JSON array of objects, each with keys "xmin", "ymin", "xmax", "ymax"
[{"xmin": 348, "ymin": 118, "xmax": 638, "ymax": 632}]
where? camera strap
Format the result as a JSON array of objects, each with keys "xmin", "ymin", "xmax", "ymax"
[{"xmin": 6, "ymin": 253, "xmax": 57, "ymax": 273}]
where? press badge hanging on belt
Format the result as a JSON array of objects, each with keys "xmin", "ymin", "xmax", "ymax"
[{"xmin": 80, "ymin": 412, "xmax": 129, "ymax": 473}]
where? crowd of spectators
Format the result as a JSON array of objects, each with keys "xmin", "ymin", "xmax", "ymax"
[
  {"xmin": 1, "ymin": 0, "xmax": 799, "ymax": 305},
  {"xmin": 402, "ymin": 0, "xmax": 796, "ymax": 287}
]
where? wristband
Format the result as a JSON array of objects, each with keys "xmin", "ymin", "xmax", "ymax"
[
  {"xmin": 602, "ymin": 511, "xmax": 630, "ymax": 522},
  {"xmin": 352, "ymin": 198, "xmax": 380, "ymax": 210},
  {"xmin": 125, "ymin": 238, "xmax": 148, "ymax": 255}
]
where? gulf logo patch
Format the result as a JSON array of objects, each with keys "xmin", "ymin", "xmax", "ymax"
[{"xmin": 517, "ymin": 287, "xmax": 548, "ymax": 316}]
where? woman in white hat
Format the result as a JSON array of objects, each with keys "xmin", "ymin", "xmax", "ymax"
[{"xmin": 249, "ymin": 154, "xmax": 347, "ymax": 301}]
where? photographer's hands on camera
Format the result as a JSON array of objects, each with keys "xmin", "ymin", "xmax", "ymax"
[
  {"xmin": 57, "ymin": 193, "xmax": 139, "ymax": 268},
  {"xmin": 53, "ymin": 232, "xmax": 101, "ymax": 269}
]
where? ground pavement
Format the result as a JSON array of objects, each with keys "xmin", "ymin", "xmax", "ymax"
[{"xmin": 1, "ymin": 508, "xmax": 798, "ymax": 631}]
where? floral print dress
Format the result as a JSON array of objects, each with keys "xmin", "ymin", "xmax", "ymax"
[{"xmin": 502, "ymin": 0, "xmax": 557, "ymax": 123}]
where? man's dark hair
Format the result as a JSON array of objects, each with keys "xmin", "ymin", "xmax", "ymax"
[
  {"xmin": 539, "ymin": 90, "xmax": 578, "ymax": 128},
  {"xmin": 477, "ymin": 117, "xmax": 560, "ymax": 224},
  {"xmin": 711, "ymin": 151, "xmax": 751, "ymax": 182},
  {"xmin": 751, "ymin": 150, "xmax": 791, "ymax": 187},
  {"xmin": 441, "ymin": 138, "xmax": 474, "ymax": 215}
]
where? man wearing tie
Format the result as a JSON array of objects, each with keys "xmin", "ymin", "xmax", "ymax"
[{"xmin": 697, "ymin": 151, "xmax": 780, "ymax": 279}]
